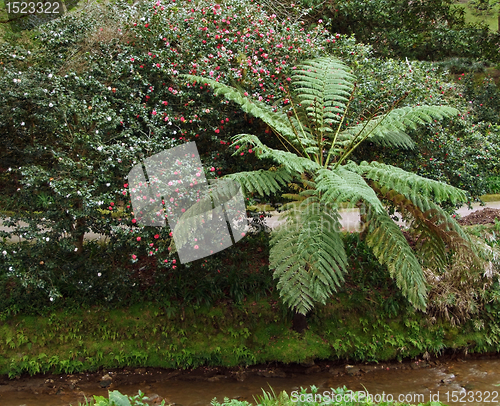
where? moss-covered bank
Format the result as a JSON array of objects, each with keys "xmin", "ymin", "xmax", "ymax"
[{"xmin": 2, "ymin": 294, "xmax": 500, "ymax": 379}]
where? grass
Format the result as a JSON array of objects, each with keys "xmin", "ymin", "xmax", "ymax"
[
  {"xmin": 480, "ymin": 194, "xmax": 500, "ymax": 202},
  {"xmin": 1, "ymin": 291, "xmax": 500, "ymax": 379},
  {"xmin": 460, "ymin": 0, "xmax": 500, "ymax": 31}
]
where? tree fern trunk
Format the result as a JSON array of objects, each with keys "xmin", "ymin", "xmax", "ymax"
[{"xmin": 292, "ymin": 311, "xmax": 307, "ymax": 333}]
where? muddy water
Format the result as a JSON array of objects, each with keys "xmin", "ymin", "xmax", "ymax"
[{"xmin": 1, "ymin": 356, "xmax": 500, "ymax": 406}]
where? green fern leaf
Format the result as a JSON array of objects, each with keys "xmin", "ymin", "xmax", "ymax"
[
  {"xmin": 225, "ymin": 167, "xmax": 293, "ymax": 196},
  {"xmin": 346, "ymin": 161, "xmax": 467, "ymax": 205},
  {"xmin": 271, "ymin": 200, "xmax": 347, "ymax": 315},
  {"xmin": 364, "ymin": 208, "xmax": 427, "ymax": 310},
  {"xmin": 340, "ymin": 106, "xmax": 458, "ymax": 149}
]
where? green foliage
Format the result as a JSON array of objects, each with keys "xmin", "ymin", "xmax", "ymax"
[
  {"xmin": 76, "ymin": 390, "xmax": 165, "ymax": 406},
  {"xmin": 182, "ymin": 56, "xmax": 481, "ymax": 315},
  {"xmin": 351, "ymin": 58, "xmax": 500, "ymax": 199},
  {"xmin": 300, "ymin": 0, "xmax": 500, "ymax": 61},
  {"xmin": 212, "ymin": 385, "xmax": 450, "ymax": 405}
]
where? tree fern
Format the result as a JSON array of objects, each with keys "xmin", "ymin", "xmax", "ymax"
[{"xmin": 180, "ymin": 56, "xmax": 483, "ymax": 316}]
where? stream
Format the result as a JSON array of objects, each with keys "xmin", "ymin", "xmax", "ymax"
[{"xmin": 1, "ymin": 355, "xmax": 500, "ymax": 405}]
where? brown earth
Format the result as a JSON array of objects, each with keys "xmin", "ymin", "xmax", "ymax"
[{"xmin": 457, "ymin": 207, "xmax": 500, "ymax": 226}]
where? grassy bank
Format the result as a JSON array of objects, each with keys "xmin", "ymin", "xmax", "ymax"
[{"xmin": 2, "ymin": 291, "xmax": 500, "ymax": 379}]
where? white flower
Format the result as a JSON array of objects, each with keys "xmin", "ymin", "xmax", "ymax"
[
  {"xmin": 74, "ymin": 247, "xmax": 78, "ymax": 252},
  {"xmin": 106, "ymin": 183, "xmax": 110, "ymax": 187},
  {"xmin": 107, "ymin": 86, "xmax": 111, "ymax": 90},
  {"xmin": 49, "ymin": 103, "xmax": 53, "ymax": 107},
  {"xmin": 97, "ymin": 146, "xmax": 103, "ymax": 151},
  {"xmin": 21, "ymin": 122, "xmax": 25, "ymax": 126},
  {"xmin": 98, "ymin": 273, "xmax": 102, "ymax": 277},
  {"xmin": 46, "ymin": 237, "xmax": 50, "ymax": 241},
  {"xmin": 48, "ymin": 74, "xmax": 53, "ymax": 78},
  {"xmin": 50, "ymin": 297, "xmax": 54, "ymax": 302},
  {"xmin": 2, "ymin": 251, "xmax": 7, "ymax": 256},
  {"xmin": 107, "ymin": 117, "xmax": 112, "ymax": 121},
  {"xmin": 96, "ymin": 130, "xmax": 99, "ymax": 134}
]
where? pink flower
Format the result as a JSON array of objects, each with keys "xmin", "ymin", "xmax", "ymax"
[
  {"xmin": 172, "ymin": 259, "xmax": 176, "ymax": 264},
  {"xmin": 132, "ymin": 254, "xmax": 137, "ymax": 260},
  {"xmin": 210, "ymin": 167, "xmax": 215, "ymax": 172},
  {"xmin": 124, "ymin": 183, "xmax": 128, "ymax": 188},
  {"xmin": 194, "ymin": 245, "xmax": 199, "ymax": 249},
  {"xmin": 137, "ymin": 237, "xmax": 141, "ymax": 241},
  {"xmin": 132, "ymin": 219, "xmax": 137, "ymax": 224},
  {"xmin": 130, "ymin": 58, "xmax": 135, "ymax": 62},
  {"xmin": 154, "ymin": 234, "xmax": 159, "ymax": 239}
]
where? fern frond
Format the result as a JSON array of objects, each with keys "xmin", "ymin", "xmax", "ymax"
[
  {"xmin": 372, "ymin": 185, "xmax": 480, "ymax": 271},
  {"xmin": 224, "ymin": 167, "xmax": 293, "ymax": 196},
  {"xmin": 180, "ymin": 74, "xmax": 301, "ymax": 144},
  {"xmin": 340, "ymin": 106, "xmax": 458, "ymax": 149},
  {"xmin": 231, "ymin": 133, "xmax": 321, "ymax": 174},
  {"xmin": 346, "ymin": 161, "xmax": 467, "ymax": 205},
  {"xmin": 315, "ymin": 167, "xmax": 385, "ymax": 212},
  {"xmin": 271, "ymin": 200, "xmax": 347, "ymax": 315},
  {"xmin": 364, "ymin": 208, "xmax": 427, "ymax": 310},
  {"xmin": 292, "ymin": 57, "xmax": 355, "ymax": 130}
]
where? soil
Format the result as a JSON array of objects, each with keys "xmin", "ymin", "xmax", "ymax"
[{"xmin": 457, "ymin": 207, "xmax": 500, "ymax": 226}]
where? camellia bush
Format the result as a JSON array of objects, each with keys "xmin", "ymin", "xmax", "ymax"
[{"xmin": 0, "ymin": 0, "xmax": 356, "ymax": 307}]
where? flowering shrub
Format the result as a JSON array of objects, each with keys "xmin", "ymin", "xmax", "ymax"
[{"xmin": 0, "ymin": 0, "xmax": 346, "ymax": 303}]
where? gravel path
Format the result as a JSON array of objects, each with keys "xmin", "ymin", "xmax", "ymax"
[{"xmin": 2, "ymin": 201, "xmax": 500, "ymax": 241}]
